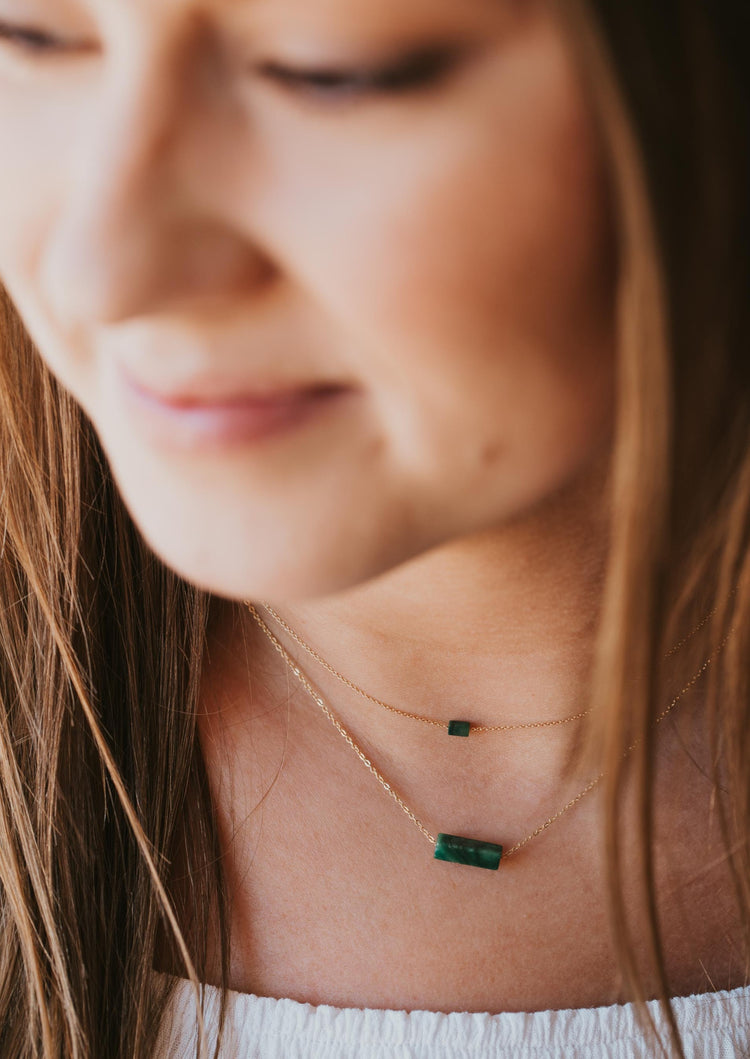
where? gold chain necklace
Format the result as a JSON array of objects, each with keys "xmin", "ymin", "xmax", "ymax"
[
  {"xmin": 259, "ymin": 601, "xmax": 712, "ymax": 739},
  {"xmin": 246, "ymin": 603, "xmax": 720, "ymax": 871},
  {"xmin": 259, "ymin": 601, "xmax": 591, "ymax": 736}
]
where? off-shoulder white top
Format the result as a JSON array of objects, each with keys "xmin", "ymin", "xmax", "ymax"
[{"xmin": 154, "ymin": 978, "xmax": 750, "ymax": 1058}]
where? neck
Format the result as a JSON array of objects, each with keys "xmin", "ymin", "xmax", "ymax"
[{"xmin": 256, "ymin": 461, "xmax": 610, "ymax": 731}]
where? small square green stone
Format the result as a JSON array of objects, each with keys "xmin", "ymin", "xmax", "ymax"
[
  {"xmin": 448, "ymin": 720, "xmax": 471, "ymax": 737},
  {"xmin": 434, "ymin": 833, "xmax": 503, "ymax": 871}
]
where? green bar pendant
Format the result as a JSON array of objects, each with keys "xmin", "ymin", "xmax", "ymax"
[
  {"xmin": 434, "ymin": 833, "xmax": 503, "ymax": 871},
  {"xmin": 448, "ymin": 720, "xmax": 472, "ymax": 737}
]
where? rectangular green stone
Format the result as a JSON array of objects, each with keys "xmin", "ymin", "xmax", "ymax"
[
  {"xmin": 448, "ymin": 720, "xmax": 471, "ymax": 737},
  {"xmin": 434, "ymin": 833, "xmax": 503, "ymax": 870}
]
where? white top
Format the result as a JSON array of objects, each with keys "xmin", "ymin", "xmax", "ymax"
[{"xmin": 155, "ymin": 978, "xmax": 750, "ymax": 1058}]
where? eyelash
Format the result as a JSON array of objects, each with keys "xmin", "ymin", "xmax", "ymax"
[
  {"xmin": 257, "ymin": 48, "xmax": 459, "ymax": 101},
  {"xmin": 0, "ymin": 20, "xmax": 84, "ymax": 55},
  {"xmin": 0, "ymin": 21, "xmax": 457, "ymax": 101}
]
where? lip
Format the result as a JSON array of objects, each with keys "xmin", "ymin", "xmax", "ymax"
[{"xmin": 117, "ymin": 369, "xmax": 353, "ymax": 452}]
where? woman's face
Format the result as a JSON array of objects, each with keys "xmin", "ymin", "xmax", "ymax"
[{"xmin": 0, "ymin": 0, "xmax": 615, "ymax": 599}]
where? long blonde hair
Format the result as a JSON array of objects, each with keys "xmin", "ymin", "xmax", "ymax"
[{"xmin": 0, "ymin": 2, "xmax": 749, "ymax": 1055}]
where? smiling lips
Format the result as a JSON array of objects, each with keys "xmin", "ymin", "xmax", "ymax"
[{"xmin": 118, "ymin": 369, "xmax": 352, "ymax": 451}]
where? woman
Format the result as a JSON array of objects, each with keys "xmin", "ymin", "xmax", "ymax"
[{"xmin": 0, "ymin": 0, "xmax": 748, "ymax": 1056}]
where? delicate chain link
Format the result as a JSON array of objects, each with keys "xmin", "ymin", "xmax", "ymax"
[
  {"xmin": 260, "ymin": 601, "xmax": 593, "ymax": 733},
  {"xmin": 504, "ymin": 643, "xmax": 726, "ymax": 858},
  {"xmin": 260, "ymin": 600, "xmax": 715, "ymax": 735},
  {"xmin": 247, "ymin": 604, "xmax": 726, "ymax": 862},
  {"xmin": 663, "ymin": 606, "xmax": 718, "ymax": 658},
  {"xmin": 249, "ymin": 606, "xmax": 436, "ymax": 843},
  {"xmin": 503, "ymin": 776, "xmax": 603, "ymax": 858}
]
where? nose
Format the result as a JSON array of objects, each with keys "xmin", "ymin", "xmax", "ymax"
[{"xmin": 39, "ymin": 33, "xmax": 272, "ymax": 327}]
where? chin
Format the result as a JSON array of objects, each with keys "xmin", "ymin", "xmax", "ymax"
[
  {"xmin": 143, "ymin": 540, "xmax": 404, "ymax": 605},
  {"xmin": 121, "ymin": 493, "xmax": 423, "ymax": 605}
]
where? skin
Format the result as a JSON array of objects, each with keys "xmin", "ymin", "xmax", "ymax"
[
  {"xmin": 0, "ymin": 0, "xmax": 741, "ymax": 1012},
  {"xmin": 0, "ymin": 0, "xmax": 615, "ymax": 599}
]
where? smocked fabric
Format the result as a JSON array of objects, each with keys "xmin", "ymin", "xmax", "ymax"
[{"xmin": 154, "ymin": 977, "xmax": 750, "ymax": 1058}]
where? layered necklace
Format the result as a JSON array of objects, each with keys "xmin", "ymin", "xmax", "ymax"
[{"xmin": 246, "ymin": 602, "xmax": 719, "ymax": 872}]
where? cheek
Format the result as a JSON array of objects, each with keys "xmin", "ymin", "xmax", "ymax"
[
  {"xmin": 364, "ymin": 54, "xmax": 614, "ymax": 373},
  {"xmin": 256, "ymin": 23, "xmax": 616, "ymax": 487},
  {"xmin": 0, "ymin": 82, "xmax": 86, "ymax": 251},
  {"xmin": 0, "ymin": 87, "xmax": 94, "ymax": 392},
  {"xmin": 0, "ymin": 143, "xmax": 53, "ymax": 298},
  {"xmin": 255, "ymin": 21, "xmax": 615, "ymax": 398},
  {"xmin": 377, "ymin": 85, "xmax": 615, "ymax": 470}
]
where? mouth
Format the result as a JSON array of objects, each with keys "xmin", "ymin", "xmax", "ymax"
[{"xmin": 116, "ymin": 368, "xmax": 354, "ymax": 452}]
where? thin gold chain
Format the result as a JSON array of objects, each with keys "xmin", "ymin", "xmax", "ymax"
[
  {"xmin": 246, "ymin": 603, "xmax": 723, "ymax": 860},
  {"xmin": 260, "ymin": 601, "xmax": 593, "ymax": 733},
  {"xmin": 248, "ymin": 605, "xmax": 435, "ymax": 844}
]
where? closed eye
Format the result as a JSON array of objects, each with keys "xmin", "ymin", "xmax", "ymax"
[
  {"xmin": 256, "ymin": 46, "xmax": 465, "ymax": 102},
  {"xmin": 0, "ymin": 19, "xmax": 94, "ymax": 56}
]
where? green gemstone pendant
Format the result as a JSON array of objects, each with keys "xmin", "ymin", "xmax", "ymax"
[
  {"xmin": 434, "ymin": 833, "xmax": 503, "ymax": 871},
  {"xmin": 448, "ymin": 720, "xmax": 472, "ymax": 737}
]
